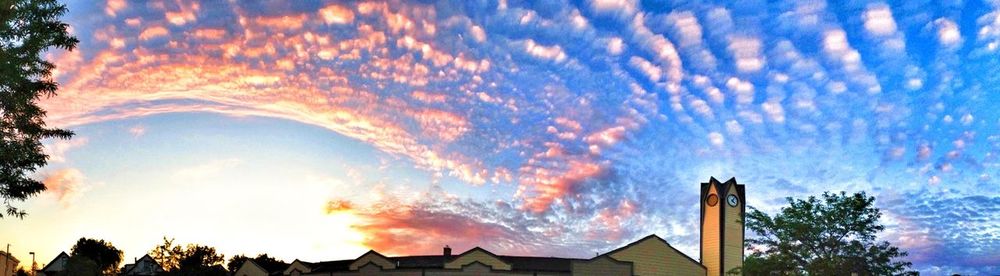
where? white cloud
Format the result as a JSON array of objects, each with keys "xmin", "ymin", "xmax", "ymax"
[
  {"xmin": 629, "ymin": 56, "xmax": 661, "ymax": 82},
  {"xmin": 935, "ymin": 18, "xmax": 962, "ymax": 47},
  {"xmin": 863, "ymin": 3, "xmax": 898, "ymax": 36},
  {"xmin": 174, "ymin": 158, "xmax": 243, "ymax": 179},
  {"xmin": 607, "ymin": 37, "xmax": 625, "ymax": 55},
  {"xmin": 708, "ymin": 132, "xmax": 724, "ymax": 147},
  {"xmin": 728, "ymin": 36, "xmax": 765, "ymax": 73},
  {"xmin": 43, "ymin": 137, "xmax": 89, "ymax": 163},
  {"xmin": 522, "ymin": 39, "xmax": 567, "ymax": 63},
  {"xmin": 587, "ymin": 0, "xmax": 637, "ymax": 21},
  {"xmin": 129, "ymin": 125, "xmax": 147, "ymax": 137}
]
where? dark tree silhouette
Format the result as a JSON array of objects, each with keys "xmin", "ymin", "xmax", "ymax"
[
  {"xmin": 226, "ymin": 253, "xmax": 284, "ymax": 272},
  {"xmin": 150, "ymin": 237, "xmax": 227, "ymax": 276},
  {"xmin": 1, "ymin": 0, "xmax": 80, "ymax": 218},
  {"xmin": 69, "ymin": 237, "xmax": 123, "ymax": 275},
  {"xmin": 61, "ymin": 255, "xmax": 99, "ymax": 276},
  {"xmin": 742, "ymin": 191, "xmax": 915, "ymax": 275},
  {"xmin": 226, "ymin": 254, "xmax": 249, "ymax": 272}
]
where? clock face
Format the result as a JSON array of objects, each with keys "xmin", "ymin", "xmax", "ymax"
[
  {"xmin": 727, "ymin": 194, "xmax": 739, "ymax": 207},
  {"xmin": 706, "ymin": 194, "xmax": 718, "ymax": 206}
]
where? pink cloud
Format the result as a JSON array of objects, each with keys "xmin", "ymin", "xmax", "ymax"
[
  {"xmin": 518, "ymin": 159, "xmax": 606, "ymax": 213},
  {"xmin": 105, "ymin": 0, "xmax": 125, "ymax": 16},
  {"xmin": 38, "ymin": 1, "xmax": 647, "ymax": 215}
]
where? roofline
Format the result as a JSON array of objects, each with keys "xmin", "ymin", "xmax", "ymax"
[
  {"xmin": 349, "ymin": 250, "xmax": 396, "ymax": 270},
  {"xmin": 600, "ymin": 234, "xmax": 706, "ymax": 270},
  {"xmin": 449, "ymin": 247, "xmax": 512, "ymax": 266},
  {"xmin": 40, "ymin": 252, "xmax": 70, "ymax": 272}
]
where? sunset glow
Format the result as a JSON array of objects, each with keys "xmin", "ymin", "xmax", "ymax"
[{"xmin": 2, "ymin": 0, "xmax": 1000, "ymax": 274}]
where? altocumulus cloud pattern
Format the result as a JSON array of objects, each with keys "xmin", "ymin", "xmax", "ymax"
[{"xmin": 43, "ymin": 0, "xmax": 1000, "ymax": 273}]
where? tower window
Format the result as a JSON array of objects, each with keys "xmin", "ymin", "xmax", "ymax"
[{"xmin": 706, "ymin": 194, "xmax": 719, "ymax": 206}]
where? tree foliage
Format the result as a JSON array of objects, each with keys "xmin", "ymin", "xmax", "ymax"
[
  {"xmin": 61, "ymin": 255, "xmax": 100, "ymax": 276},
  {"xmin": 744, "ymin": 191, "xmax": 915, "ymax": 275},
  {"xmin": 149, "ymin": 237, "xmax": 227, "ymax": 276},
  {"xmin": 69, "ymin": 237, "xmax": 123, "ymax": 275},
  {"xmin": 1, "ymin": 0, "xmax": 80, "ymax": 219},
  {"xmin": 226, "ymin": 253, "xmax": 284, "ymax": 272}
]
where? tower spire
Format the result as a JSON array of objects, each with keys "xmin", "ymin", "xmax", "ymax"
[{"xmin": 700, "ymin": 177, "xmax": 745, "ymax": 276}]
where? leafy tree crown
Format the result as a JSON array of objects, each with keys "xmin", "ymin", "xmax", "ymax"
[{"xmin": 1, "ymin": 0, "xmax": 80, "ymax": 218}]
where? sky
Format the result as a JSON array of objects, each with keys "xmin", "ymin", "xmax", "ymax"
[{"xmin": 1, "ymin": 0, "xmax": 999, "ymax": 274}]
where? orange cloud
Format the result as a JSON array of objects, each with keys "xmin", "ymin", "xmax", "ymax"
[
  {"xmin": 255, "ymin": 14, "xmax": 308, "ymax": 30},
  {"xmin": 43, "ymin": 168, "xmax": 90, "ymax": 208},
  {"xmin": 319, "ymin": 4, "xmax": 355, "ymax": 25},
  {"xmin": 191, "ymin": 28, "xmax": 226, "ymax": 40},
  {"xmin": 341, "ymin": 196, "xmax": 538, "ymax": 256},
  {"xmin": 139, "ymin": 26, "xmax": 169, "ymax": 40},
  {"xmin": 325, "ymin": 199, "xmax": 354, "ymax": 214}
]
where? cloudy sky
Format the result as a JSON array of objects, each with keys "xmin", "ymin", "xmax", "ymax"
[{"xmin": 2, "ymin": 0, "xmax": 999, "ymax": 274}]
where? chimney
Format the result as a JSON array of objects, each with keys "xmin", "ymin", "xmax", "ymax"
[{"xmin": 443, "ymin": 245, "xmax": 452, "ymax": 257}]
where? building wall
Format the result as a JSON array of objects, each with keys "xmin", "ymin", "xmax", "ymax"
[
  {"xmin": 723, "ymin": 186, "xmax": 743, "ymax": 275},
  {"xmin": 0, "ymin": 252, "xmax": 18, "ymax": 276},
  {"xmin": 234, "ymin": 261, "xmax": 268, "ymax": 276},
  {"xmin": 427, "ymin": 262, "xmax": 533, "ymax": 276},
  {"xmin": 306, "ymin": 263, "xmax": 545, "ymax": 276},
  {"xmin": 285, "ymin": 261, "xmax": 312, "ymax": 275},
  {"xmin": 609, "ymin": 238, "xmax": 706, "ymax": 276},
  {"xmin": 702, "ymin": 184, "xmax": 721, "ymax": 276},
  {"xmin": 570, "ymin": 256, "xmax": 631, "ymax": 276}
]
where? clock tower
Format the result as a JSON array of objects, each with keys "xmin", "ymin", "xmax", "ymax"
[{"xmin": 700, "ymin": 177, "xmax": 745, "ymax": 276}]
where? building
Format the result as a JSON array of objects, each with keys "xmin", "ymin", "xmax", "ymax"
[
  {"xmin": 233, "ymin": 259, "xmax": 291, "ymax": 276},
  {"xmin": 37, "ymin": 252, "xmax": 69, "ymax": 276},
  {"xmin": 120, "ymin": 254, "xmax": 165, "ymax": 275},
  {"xmin": 1, "ymin": 250, "xmax": 19, "ymax": 276},
  {"xmin": 279, "ymin": 177, "xmax": 745, "ymax": 276}
]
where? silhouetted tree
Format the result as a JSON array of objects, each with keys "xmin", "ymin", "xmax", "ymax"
[
  {"xmin": 743, "ymin": 191, "xmax": 915, "ymax": 275},
  {"xmin": 150, "ymin": 237, "xmax": 183, "ymax": 271},
  {"xmin": 150, "ymin": 237, "xmax": 227, "ymax": 276},
  {"xmin": 226, "ymin": 254, "xmax": 249, "ymax": 272},
  {"xmin": 1, "ymin": 0, "xmax": 80, "ymax": 219},
  {"xmin": 61, "ymin": 255, "xmax": 99, "ymax": 276},
  {"xmin": 226, "ymin": 253, "xmax": 284, "ymax": 272},
  {"xmin": 15, "ymin": 268, "xmax": 29, "ymax": 276},
  {"xmin": 69, "ymin": 237, "xmax": 123, "ymax": 275}
]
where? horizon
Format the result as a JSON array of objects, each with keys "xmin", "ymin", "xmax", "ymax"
[{"xmin": 2, "ymin": 0, "xmax": 999, "ymax": 274}]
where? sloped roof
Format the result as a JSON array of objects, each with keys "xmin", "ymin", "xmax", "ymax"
[
  {"xmin": 123, "ymin": 254, "xmax": 164, "ymax": 275},
  {"xmin": 41, "ymin": 252, "xmax": 70, "ymax": 272},
  {"xmin": 305, "ymin": 251, "xmax": 583, "ymax": 273},
  {"xmin": 305, "ymin": 260, "xmax": 352, "ymax": 272},
  {"xmin": 245, "ymin": 259, "xmax": 290, "ymax": 275},
  {"xmin": 601, "ymin": 234, "xmax": 706, "ymax": 270}
]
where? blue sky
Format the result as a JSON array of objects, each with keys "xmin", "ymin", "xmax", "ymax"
[{"xmin": 1, "ymin": 0, "xmax": 998, "ymax": 274}]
